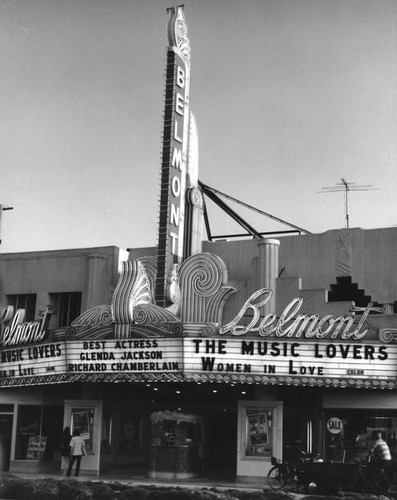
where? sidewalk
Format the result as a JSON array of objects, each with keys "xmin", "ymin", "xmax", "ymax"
[{"xmin": 5, "ymin": 469, "xmax": 269, "ymax": 494}]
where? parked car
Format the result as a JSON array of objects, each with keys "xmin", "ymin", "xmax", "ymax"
[{"xmin": 296, "ymin": 447, "xmax": 369, "ymax": 494}]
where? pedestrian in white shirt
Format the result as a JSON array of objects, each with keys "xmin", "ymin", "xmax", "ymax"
[{"xmin": 66, "ymin": 428, "xmax": 86, "ymax": 477}]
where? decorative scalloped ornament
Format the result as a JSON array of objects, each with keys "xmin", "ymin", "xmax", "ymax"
[
  {"xmin": 71, "ymin": 305, "xmax": 113, "ymax": 327},
  {"xmin": 167, "ymin": 6, "xmax": 191, "ymax": 62},
  {"xmin": 2, "ymin": 371, "xmax": 396, "ymax": 390},
  {"xmin": 178, "ymin": 252, "xmax": 237, "ymax": 323},
  {"xmin": 133, "ymin": 304, "xmax": 180, "ymax": 325},
  {"xmin": 65, "ymin": 372, "xmax": 183, "ymax": 385},
  {"xmin": 183, "ymin": 372, "xmax": 397, "ymax": 390},
  {"xmin": 112, "ymin": 260, "xmax": 152, "ymax": 324},
  {"xmin": 379, "ymin": 328, "xmax": 397, "ymax": 343},
  {"xmin": 65, "ymin": 324, "xmax": 114, "ymax": 340},
  {"xmin": 130, "ymin": 322, "xmax": 183, "ymax": 337},
  {"xmin": 182, "ymin": 322, "xmax": 218, "ymax": 337},
  {"xmin": 187, "ymin": 187, "xmax": 203, "ymax": 208},
  {"xmin": 62, "ymin": 253, "xmax": 237, "ymax": 339},
  {"xmin": 165, "ymin": 263, "xmax": 181, "ymax": 316},
  {"xmin": 137, "ymin": 256, "xmax": 157, "ymax": 304},
  {"xmin": 138, "ymin": 258, "xmax": 181, "ymax": 316}
]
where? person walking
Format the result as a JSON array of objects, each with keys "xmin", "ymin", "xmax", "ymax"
[
  {"xmin": 369, "ymin": 430, "xmax": 392, "ymax": 484},
  {"xmin": 60, "ymin": 426, "xmax": 72, "ymax": 475},
  {"xmin": 66, "ymin": 428, "xmax": 86, "ymax": 477}
]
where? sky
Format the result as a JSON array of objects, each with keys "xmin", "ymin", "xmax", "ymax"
[{"xmin": 0, "ymin": 0, "xmax": 396, "ymax": 253}]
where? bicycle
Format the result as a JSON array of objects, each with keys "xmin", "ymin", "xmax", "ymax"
[
  {"xmin": 267, "ymin": 451, "xmax": 323, "ymax": 492},
  {"xmin": 267, "ymin": 457, "xmax": 288, "ymax": 490},
  {"xmin": 266, "ymin": 456, "xmax": 301, "ymax": 491},
  {"xmin": 339, "ymin": 459, "xmax": 394, "ymax": 496}
]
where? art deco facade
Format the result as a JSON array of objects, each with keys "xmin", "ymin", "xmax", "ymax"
[{"xmin": 1, "ymin": 6, "xmax": 397, "ymax": 483}]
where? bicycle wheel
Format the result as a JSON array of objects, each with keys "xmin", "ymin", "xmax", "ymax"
[
  {"xmin": 267, "ymin": 466, "xmax": 284, "ymax": 490},
  {"xmin": 283, "ymin": 466, "xmax": 299, "ymax": 491},
  {"xmin": 338, "ymin": 468, "xmax": 369, "ymax": 496},
  {"xmin": 374, "ymin": 474, "xmax": 393, "ymax": 495}
]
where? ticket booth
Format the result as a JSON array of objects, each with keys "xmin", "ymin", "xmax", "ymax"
[{"xmin": 148, "ymin": 410, "xmax": 202, "ymax": 479}]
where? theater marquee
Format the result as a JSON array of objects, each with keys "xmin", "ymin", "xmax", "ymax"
[
  {"xmin": 1, "ymin": 279, "xmax": 397, "ymax": 389},
  {"xmin": 1, "ymin": 336, "xmax": 397, "ymax": 388},
  {"xmin": 67, "ymin": 339, "xmax": 182, "ymax": 374},
  {"xmin": 0, "ymin": 341, "xmax": 66, "ymax": 380},
  {"xmin": 183, "ymin": 338, "xmax": 396, "ymax": 381}
]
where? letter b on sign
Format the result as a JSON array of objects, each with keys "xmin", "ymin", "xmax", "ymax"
[{"xmin": 176, "ymin": 66, "xmax": 185, "ymax": 88}]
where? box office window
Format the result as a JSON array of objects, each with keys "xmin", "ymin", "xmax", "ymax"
[
  {"xmin": 15, "ymin": 405, "xmax": 63, "ymax": 461},
  {"xmin": 49, "ymin": 292, "xmax": 82, "ymax": 328},
  {"xmin": 6, "ymin": 294, "xmax": 36, "ymax": 322}
]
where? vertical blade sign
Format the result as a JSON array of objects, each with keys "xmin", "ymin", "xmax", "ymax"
[{"xmin": 156, "ymin": 6, "xmax": 191, "ymax": 306}]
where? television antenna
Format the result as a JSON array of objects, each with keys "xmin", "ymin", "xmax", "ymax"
[{"xmin": 319, "ymin": 178, "xmax": 380, "ymax": 229}]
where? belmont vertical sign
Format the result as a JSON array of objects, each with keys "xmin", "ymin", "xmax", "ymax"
[{"xmin": 156, "ymin": 6, "xmax": 191, "ymax": 306}]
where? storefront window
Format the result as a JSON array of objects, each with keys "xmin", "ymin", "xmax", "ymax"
[
  {"xmin": 15, "ymin": 405, "xmax": 63, "ymax": 461},
  {"xmin": 243, "ymin": 406, "xmax": 273, "ymax": 458},
  {"xmin": 324, "ymin": 410, "xmax": 397, "ymax": 460},
  {"xmin": 15, "ymin": 406, "xmax": 41, "ymax": 460}
]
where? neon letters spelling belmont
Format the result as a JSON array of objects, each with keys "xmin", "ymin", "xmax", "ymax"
[
  {"xmin": 0, "ymin": 306, "xmax": 52, "ymax": 347},
  {"xmin": 219, "ymin": 288, "xmax": 380, "ymax": 340}
]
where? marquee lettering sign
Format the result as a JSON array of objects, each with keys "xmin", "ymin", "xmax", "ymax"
[
  {"xmin": 0, "ymin": 339, "xmax": 182, "ymax": 381},
  {"xmin": 0, "ymin": 336, "xmax": 396, "ymax": 388},
  {"xmin": 0, "ymin": 288, "xmax": 386, "ymax": 348},
  {"xmin": 156, "ymin": 6, "xmax": 191, "ymax": 306},
  {"xmin": 66, "ymin": 339, "xmax": 182, "ymax": 374},
  {"xmin": 184, "ymin": 338, "xmax": 396, "ymax": 379},
  {"xmin": 0, "ymin": 341, "xmax": 64, "ymax": 379},
  {"xmin": 220, "ymin": 289, "xmax": 383, "ymax": 340},
  {"xmin": 168, "ymin": 62, "xmax": 188, "ymax": 260},
  {"xmin": 0, "ymin": 305, "xmax": 53, "ymax": 348}
]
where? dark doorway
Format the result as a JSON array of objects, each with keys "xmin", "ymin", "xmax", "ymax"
[
  {"xmin": 283, "ymin": 411, "xmax": 307, "ymax": 462},
  {"xmin": 0, "ymin": 414, "xmax": 13, "ymax": 471},
  {"xmin": 206, "ymin": 409, "xmax": 237, "ymax": 478}
]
